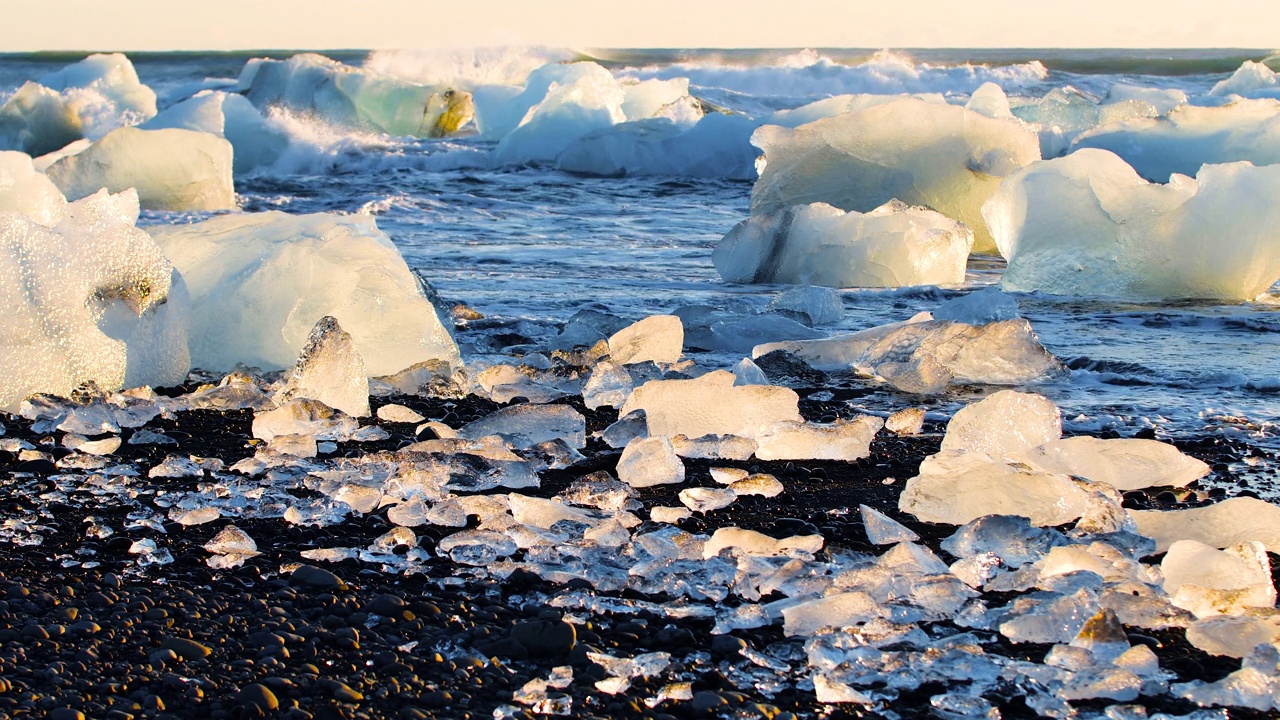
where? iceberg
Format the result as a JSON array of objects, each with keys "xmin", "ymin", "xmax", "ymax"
[
  {"xmin": 238, "ymin": 53, "xmax": 474, "ymax": 137},
  {"xmin": 618, "ymin": 370, "xmax": 802, "ymax": 440},
  {"xmin": 141, "ymin": 91, "xmax": 288, "ymax": 174},
  {"xmin": 44, "ymin": 127, "xmax": 235, "ymax": 211},
  {"xmin": 713, "ymin": 200, "xmax": 973, "ymax": 287},
  {"xmin": 0, "ymin": 151, "xmax": 66, "ymax": 226},
  {"xmin": 0, "ymin": 189, "xmax": 189, "ymax": 411},
  {"xmin": 0, "ymin": 83, "xmax": 83, "ymax": 157},
  {"xmin": 750, "ymin": 97, "xmax": 1041, "ymax": 253},
  {"xmin": 150, "ymin": 211, "xmax": 459, "ymax": 376},
  {"xmin": 985, "ymin": 148, "xmax": 1280, "ymax": 300}
]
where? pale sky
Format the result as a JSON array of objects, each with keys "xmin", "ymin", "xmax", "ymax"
[{"xmin": 3, "ymin": 0, "xmax": 1278, "ymax": 51}]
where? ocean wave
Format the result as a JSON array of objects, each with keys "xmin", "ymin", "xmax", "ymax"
[{"xmin": 363, "ymin": 46, "xmax": 581, "ymax": 89}]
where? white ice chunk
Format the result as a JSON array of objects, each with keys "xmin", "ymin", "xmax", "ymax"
[
  {"xmin": 376, "ymin": 404, "xmax": 425, "ymax": 423},
  {"xmin": 608, "ymin": 315, "xmax": 682, "ymax": 365},
  {"xmin": 616, "ymin": 436, "xmax": 685, "ymax": 488},
  {"xmin": 1012, "ymin": 436, "xmax": 1209, "ymax": 491},
  {"xmin": 1162, "ymin": 540, "xmax": 1276, "ymax": 618},
  {"xmin": 731, "ymin": 358, "xmax": 769, "ymax": 386},
  {"xmin": 885, "ymin": 407, "xmax": 926, "ymax": 436},
  {"xmin": 751, "ymin": 97, "xmax": 1041, "ymax": 253},
  {"xmin": 713, "ymin": 201, "xmax": 972, "ymax": 287},
  {"xmin": 1132, "ymin": 497, "xmax": 1280, "ymax": 553},
  {"xmin": 650, "ymin": 507, "xmax": 691, "ymax": 524},
  {"xmin": 783, "ymin": 592, "xmax": 884, "ymax": 636},
  {"xmin": 458, "ymin": 404, "xmax": 586, "ymax": 449},
  {"xmin": 273, "ymin": 316, "xmax": 370, "ymax": 418},
  {"xmin": 860, "ymin": 504, "xmax": 920, "ymax": 545},
  {"xmin": 1212, "ymin": 61, "xmax": 1280, "ymax": 98},
  {"xmin": 678, "ymin": 486, "xmax": 737, "ymax": 513},
  {"xmin": 1105, "ymin": 84, "xmax": 1187, "ymax": 116},
  {"xmin": 753, "ymin": 416, "xmax": 882, "ymax": 461},
  {"xmin": 252, "ymin": 398, "xmax": 359, "ymax": 442},
  {"xmin": 766, "ymin": 285, "xmax": 844, "ymax": 326},
  {"xmin": 0, "ymin": 151, "xmax": 66, "ymax": 226},
  {"xmin": 493, "ymin": 62, "xmax": 626, "ymax": 165},
  {"xmin": 142, "ymin": 91, "xmax": 288, "ymax": 173},
  {"xmin": 1185, "ymin": 614, "xmax": 1280, "ymax": 658},
  {"xmin": 150, "ymin": 211, "xmax": 459, "ymax": 376},
  {"xmin": 0, "ymin": 189, "xmax": 190, "ymax": 411},
  {"xmin": 932, "ymin": 287, "xmax": 1020, "ymax": 326},
  {"xmin": 45, "ymin": 127, "xmax": 234, "ymax": 211},
  {"xmin": 555, "ymin": 114, "xmax": 759, "ymax": 179},
  {"xmin": 941, "ymin": 390, "xmax": 1062, "ymax": 459},
  {"xmin": 204, "ymin": 525, "xmax": 260, "ymax": 557},
  {"xmin": 1011, "ymin": 86, "xmax": 1102, "ymax": 158},
  {"xmin": 703, "ymin": 527, "xmax": 823, "ymax": 559},
  {"xmin": 900, "ymin": 450, "xmax": 1092, "ymax": 527},
  {"xmin": 966, "ymin": 82, "xmax": 1014, "ymax": 119},
  {"xmin": 619, "ymin": 370, "xmax": 801, "ymax": 440},
  {"xmin": 582, "ymin": 360, "xmax": 634, "ymax": 410},
  {"xmin": 985, "ymin": 148, "xmax": 1280, "ymax": 300},
  {"xmin": 669, "ymin": 433, "xmax": 757, "ymax": 460}
]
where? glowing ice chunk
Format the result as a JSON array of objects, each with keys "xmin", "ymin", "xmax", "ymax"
[
  {"xmin": 1162, "ymin": 540, "xmax": 1276, "ymax": 618},
  {"xmin": 900, "ymin": 450, "xmax": 1091, "ymax": 527},
  {"xmin": 754, "ymin": 416, "xmax": 881, "ymax": 461},
  {"xmin": 703, "ymin": 527, "xmax": 823, "ymax": 558},
  {"xmin": 273, "ymin": 316, "xmax": 370, "ymax": 418},
  {"xmin": 0, "ymin": 151, "xmax": 66, "ymax": 226},
  {"xmin": 1185, "ymin": 614, "xmax": 1280, "ymax": 658},
  {"xmin": 252, "ymin": 398, "xmax": 359, "ymax": 442},
  {"xmin": 459, "ymin": 404, "xmax": 586, "ymax": 449},
  {"xmin": 940, "ymin": 390, "xmax": 1061, "ymax": 459},
  {"xmin": 608, "ymin": 315, "xmax": 683, "ymax": 365},
  {"xmin": 885, "ymin": 407, "xmax": 926, "ymax": 436},
  {"xmin": 859, "ymin": 504, "xmax": 920, "ymax": 545},
  {"xmin": 1013, "ymin": 436, "xmax": 1209, "ymax": 491},
  {"xmin": 678, "ymin": 487, "xmax": 736, "ymax": 513},
  {"xmin": 1132, "ymin": 497, "xmax": 1280, "ymax": 553},
  {"xmin": 617, "ymin": 436, "xmax": 685, "ymax": 488},
  {"xmin": 619, "ymin": 370, "xmax": 802, "ymax": 440}
]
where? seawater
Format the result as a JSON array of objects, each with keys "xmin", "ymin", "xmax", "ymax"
[{"xmin": 2, "ymin": 47, "xmax": 1278, "ymax": 469}]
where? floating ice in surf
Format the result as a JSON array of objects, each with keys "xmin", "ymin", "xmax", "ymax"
[
  {"xmin": 0, "ymin": 151, "xmax": 66, "ymax": 226},
  {"xmin": 1132, "ymin": 498, "xmax": 1280, "ymax": 554},
  {"xmin": 150, "ymin": 211, "xmax": 459, "ymax": 376},
  {"xmin": 713, "ymin": 200, "xmax": 973, "ymax": 287},
  {"xmin": 273, "ymin": 316, "xmax": 370, "ymax": 418},
  {"xmin": 750, "ymin": 97, "xmax": 1041, "ymax": 253},
  {"xmin": 678, "ymin": 307, "xmax": 825, "ymax": 353},
  {"xmin": 1211, "ymin": 61, "xmax": 1280, "ymax": 99},
  {"xmin": 753, "ymin": 416, "xmax": 882, "ymax": 461},
  {"xmin": 141, "ymin": 91, "xmax": 287, "ymax": 173},
  {"xmin": 458, "ymin": 404, "xmax": 586, "ymax": 450},
  {"xmin": 1010, "ymin": 86, "xmax": 1102, "ymax": 158},
  {"xmin": 44, "ymin": 127, "xmax": 234, "ymax": 211},
  {"xmin": 492, "ymin": 63, "xmax": 627, "ymax": 164},
  {"xmin": 616, "ymin": 436, "xmax": 685, "ymax": 488},
  {"xmin": 985, "ymin": 148, "xmax": 1280, "ymax": 300},
  {"xmin": 607, "ymin": 315, "xmax": 683, "ymax": 365},
  {"xmin": 237, "ymin": 53, "xmax": 474, "ymax": 138},
  {"xmin": 619, "ymin": 370, "xmax": 802, "ymax": 440},
  {"xmin": 766, "ymin": 286, "xmax": 844, "ymax": 326},
  {"xmin": 556, "ymin": 114, "xmax": 759, "ymax": 179},
  {"xmin": 756, "ymin": 318, "xmax": 1061, "ymax": 394},
  {"xmin": 1161, "ymin": 540, "xmax": 1276, "ymax": 618},
  {"xmin": 941, "ymin": 390, "xmax": 1062, "ymax": 458},
  {"xmin": 1012, "ymin": 436, "xmax": 1209, "ymax": 491},
  {"xmin": 0, "ymin": 189, "xmax": 189, "ymax": 412},
  {"xmin": 932, "ymin": 287, "xmax": 1020, "ymax": 326}
]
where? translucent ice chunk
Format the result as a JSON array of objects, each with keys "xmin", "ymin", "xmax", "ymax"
[
  {"xmin": 492, "ymin": 63, "xmax": 625, "ymax": 164},
  {"xmin": 273, "ymin": 316, "xmax": 370, "ymax": 418},
  {"xmin": 1162, "ymin": 540, "xmax": 1276, "ymax": 618},
  {"xmin": 984, "ymin": 149, "xmax": 1280, "ymax": 301},
  {"xmin": 1211, "ymin": 61, "xmax": 1280, "ymax": 98},
  {"xmin": 1131, "ymin": 497, "xmax": 1280, "ymax": 553},
  {"xmin": 703, "ymin": 527, "xmax": 823, "ymax": 558},
  {"xmin": 732, "ymin": 358, "xmax": 769, "ymax": 386},
  {"xmin": 458, "ymin": 404, "xmax": 586, "ymax": 449},
  {"xmin": 582, "ymin": 360, "xmax": 634, "ymax": 410},
  {"xmin": 1186, "ymin": 614, "xmax": 1280, "ymax": 658},
  {"xmin": 767, "ymin": 285, "xmax": 844, "ymax": 326},
  {"xmin": 150, "ymin": 211, "xmax": 459, "ymax": 376},
  {"xmin": 617, "ymin": 436, "xmax": 685, "ymax": 488},
  {"xmin": 714, "ymin": 200, "xmax": 973, "ymax": 288},
  {"xmin": 619, "ymin": 370, "xmax": 802, "ymax": 440},
  {"xmin": 751, "ymin": 97, "xmax": 1041, "ymax": 253},
  {"xmin": 376, "ymin": 404, "xmax": 425, "ymax": 423},
  {"xmin": 670, "ymin": 433, "xmax": 757, "ymax": 460},
  {"xmin": 783, "ymin": 592, "xmax": 885, "ymax": 636},
  {"xmin": 438, "ymin": 529, "xmax": 517, "ymax": 565},
  {"xmin": 729, "ymin": 473, "xmax": 784, "ymax": 497},
  {"xmin": 204, "ymin": 524, "xmax": 260, "ymax": 556},
  {"xmin": 900, "ymin": 451, "xmax": 1091, "ymax": 527},
  {"xmin": 885, "ymin": 407, "xmax": 926, "ymax": 436},
  {"xmin": 1013, "ymin": 436, "xmax": 1209, "ymax": 491},
  {"xmin": 252, "ymin": 398, "xmax": 360, "ymax": 442},
  {"xmin": 753, "ymin": 416, "xmax": 881, "ymax": 461},
  {"xmin": 608, "ymin": 315, "xmax": 683, "ymax": 365},
  {"xmin": 0, "ymin": 83, "xmax": 84, "ymax": 156},
  {"xmin": 0, "ymin": 151, "xmax": 66, "ymax": 226},
  {"xmin": 943, "ymin": 516, "xmax": 1068, "ymax": 569},
  {"xmin": 860, "ymin": 505, "xmax": 920, "ymax": 545},
  {"xmin": 940, "ymin": 390, "xmax": 1062, "ymax": 459},
  {"xmin": 650, "ymin": 506, "xmax": 691, "ymax": 524},
  {"xmin": 1173, "ymin": 667, "xmax": 1280, "ymax": 711},
  {"xmin": 933, "ymin": 286, "xmax": 1021, "ymax": 326},
  {"xmin": 678, "ymin": 487, "xmax": 737, "ymax": 513},
  {"xmin": 141, "ymin": 91, "xmax": 287, "ymax": 174}
]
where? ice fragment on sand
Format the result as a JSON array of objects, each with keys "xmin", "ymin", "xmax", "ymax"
[
  {"xmin": 783, "ymin": 592, "xmax": 884, "ymax": 636},
  {"xmin": 0, "ymin": 151, "xmax": 66, "ymax": 226},
  {"xmin": 650, "ymin": 507, "xmax": 691, "ymax": 524},
  {"xmin": 767, "ymin": 285, "xmax": 844, "ymax": 326},
  {"xmin": 150, "ymin": 211, "xmax": 458, "ymax": 376},
  {"xmin": 273, "ymin": 316, "xmax": 369, "ymax": 418},
  {"xmin": 984, "ymin": 149, "xmax": 1280, "ymax": 301},
  {"xmin": 619, "ymin": 370, "xmax": 801, "ymax": 440},
  {"xmin": 860, "ymin": 505, "xmax": 920, "ymax": 545},
  {"xmin": 268, "ymin": 433, "xmax": 318, "ymax": 458},
  {"xmin": 582, "ymin": 360, "xmax": 634, "ymax": 410},
  {"xmin": 458, "ymin": 404, "xmax": 586, "ymax": 450},
  {"xmin": 714, "ymin": 200, "xmax": 973, "ymax": 287},
  {"xmin": 0, "ymin": 189, "xmax": 190, "ymax": 412},
  {"xmin": 1173, "ymin": 667, "xmax": 1280, "ymax": 711},
  {"xmin": 1014, "ymin": 436, "xmax": 1209, "ymax": 491},
  {"xmin": 940, "ymin": 390, "xmax": 1062, "ymax": 459},
  {"xmin": 204, "ymin": 525, "xmax": 260, "ymax": 569},
  {"xmin": 608, "ymin": 315, "xmax": 682, "ymax": 365},
  {"xmin": 438, "ymin": 529, "xmax": 517, "ymax": 565},
  {"xmin": 703, "ymin": 527, "xmax": 823, "ymax": 559},
  {"xmin": 1131, "ymin": 497, "xmax": 1280, "ymax": 553},
  {"xmin": 1162, "ymin": 540, "xmax": 1276, "ymax": 618},
  {"xmin": 751, "ymin": 97, "xmax": 1041, "ymax": 253},
  {"xmin": 669, "ymin": 433, "xmax": 756, "ymax": 461},
  {"xmin": 678, "ymin": 487, "xmax": 736, "ymax": 513},
  {"xmin": 617, "ymin": 436, "xmax": 685, "ymax": 488},
  {"xmin": 729, "ymin": 473, "xmax": 784, "ymax": 497},
  {"xmin": 753, "ymin": 416, "xmax": 881, "ymax": 461},
  {"xmin": 171, "ymin": 507, "xmax": 221, "ymax": 526},
  {"xmin": 376, "ymin": 404, "xmax": 424, "ymax": 423},
  {"xmin": 1185, "ymin": 614, "xmax": 1280, "ymax": 658},
  {"xmin": 900, "ymin": 451, "xmax": 1092, "ymax": 527},
  {"xmin": 885, "ymin": 407, "xmax": 926, "ymax": 436},
  {"xmin": 252, "ymin": 399, "xmax": 360, "ymax": 442}
]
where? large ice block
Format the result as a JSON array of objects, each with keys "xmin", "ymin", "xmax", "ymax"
[
  {"xmin": 1131, "ymin": 498, "xmax": 1280, "ymax": 553},
  {"xmin": 44, "ymin": 127, "xmax": 235, "ymax": 211},
  {"xmin": 618, "ymin": 370, "xmax": 802, "ymax": 440},
  {"xmin": 713, "ymin": 200, "xmax": 972, "ymax": 287},
  {"xmin": 555, "ymin": 114, "xmax": 759, "ymax": 179},
  {"xmin": 492, "ymin": 62, "xmax": 626, "ymax": 165},
  {"xmin": 753, "ymin": 416, "xmax": 882, "ymax": 461},
  {"xmin": 750, "ymin": 97, "xmax": 1040, "ymax": 253},
  {"xmin": 150, "ymin": 212, "xmax": 459, "ymax": 376},
  {"xmin": 1013, "ymin": 436, "xmax": 1209, "ymax": 491},
  {"xmin": 0, "ymin": 151, "xmax": 66, "ymax": 226},
  {"xmin": 940, "ymin": 390, "xmax": 1062, "ymax": 458},
  {"xmin": 899, "ymin": 450, "xmax": 1093, "ymax": 527},
  {"xmin": 0, "ymin": 189, "xmax": 190, "ymax": 411},
  {"xmin": 1162, "ymin": 540, "xmax": 1276, "ymax": 618},
  {"xmin": 141, "ymin": 91, "xmax": 288, "ymax": 174},
  {"xmin": 607, "ymin": 315, "xmax": 683, "ymax": 365},
  {"xmin": 616, "ymin": 436, "xmax": 685, "ymax": 487},
  {"xmin": 985, "ymin": 148, "xmax": 1280, "ymax": 300}
]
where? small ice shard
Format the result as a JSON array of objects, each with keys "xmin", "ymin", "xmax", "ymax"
[
  {"xmin": 703, "ymin": 527, "xmax": 823, "ymax": 558},
  {"xmin": 999, "ymin": 587, "xmax": 1101, "ymax": 644},
  {"xmin": 930, "ymin": 694, "xmax": 1000, "ymax": 720},
  {"xmin": 984, "ymin": 149, "xmax": 1280, "ymax": 301},
  {"xmin": 273, "ymin": 316, "xmax": 370, "ymax": 418},
  {"xmin": 678, "ymin": 487, "xmax": 737, "ymax": 513},
  {"xmin": 783, "ymin": 592, "xmax": 884, "ymax": 636},
  {"xmin": 332, "ymin": 484, "xmax": 381, "ymax": 514},
  {"xmin": 560, "ymin": 472, "xmax": 638, "ymax": 512},
  {"xmin": 885, "ymin": 407, "xmax": 926, "ymax": 436},
  {"xmin": 617, "ymin": 436, "xmax": 685, "ymax": 488},
  {"xmin": 438, "ymin": 529, "xmax": 517, "ymax": 566},
  {"xmin": 458, "ymin": 404, "xmax": 586, "ymax": 449},
  {"xmin": 128, "ymin": 538, "xmax": 174, "ymax": 566},
  {"xmin": 900, "ymin": 451, "xmax": 1092, "ymax": 527},
  {"xmin": 75, "ymin": 436, "xmax": 122, "ymax": 456},
  {"xmin": 386, "ymin": 496, "xmax": 429, "ymax": 527},
  {"xmin": 204, "ymin": 525, "xmax": 260, "ymax": 557},
  {"xmin": 1173, "ymin": 667, "xmax": 1280, "ymax": 712},
  {"xmin": 1132, "ymin": 497, "xmax": 1280, "ymax": 553},
  {"xmin": 709, "ymin": 467, "xmax": 749, "ymax": 485},
  {"xmin": 582, "ymin": 360, "xmax": 634, "ymax": 410},
  {"xmin": 1162, "ymin": 540, "xmax": 1276, "ymax": 618},
  {"xmin": 680, "ymin": 308, "xmax": 825, "ymax": 353},
  {"xmin": 1071, "ymin": 608, "xmax": 1131, "ymax": 662},
  {"xmin": 608, "ymin": 315, "xmax": 683, "ymax": 365},
  {"xmin": 171, "ymin": 507, "xmax": 222, "ymax": 526},
  {"xmin": 933, "ymin": 286, "xmax": 1020, "ymax": 326},
  {"xmin": 714, "ymin": 200, "xmax": 973, "ymax": 287},
  {"xmin": 369, "ymin": 526, "xmax": 416, "ymax": 553},
  {"xmin": 669, "ymin": 433, "xmax": 757, "ymax": 460},
  {"xmin": 940, "ymin": 390, "xmax": 1062, "ymax": 459},
  {"xmin": 619, "ymin": 370, "xmax": 802, "ymax": 440},
  {"xmin": 766, "ymin": 286, "xmax": 844, "ymax": 326},
  {"xmin": 46, "ymin": 127, "xmax": 234, "ymax": 211},
  {"xmin": 150, "ymin": 211, "xmax": 459, "ymax": 376},
  {"xmin": 732, "ymin": 358, "xmax": 769, "ymax": 386},
  {"xmin": 0, "ymin": 151, "xmax": 66, "ymax": 226},
  {"xmin": 601, "ymin": 409, "xmax": 648, "ymax": 449},
  {"xmin": 128, "ymin": 428, "xmax": 177, "ymax": 446},
  {"xmin": 751, "ymin": 97, "xmax": 1041, "ymax": 253},
  {"xmin": 1186, "ymin": 614, "xmax": 1280, "ymax": 658},
  {"xmin": 268, "ymin": 433, "xmax": 317, "ymax": 458},
  {"xmin": 859, "ymin": 505, "xmax": 920, "ymax": 545},
  {"xmin": 475, "ymin": 363, "xmax": 569, "ymax": 405},
  {"xmin": 376, "ymin": 403, "xmax": 425, "ymax": 423},
  {"xmin": 650, "ymin": 507, "xmax": 691, "ymax": 524},
  {"xmin": 252, "ymin": 398, "xmax": 359, "ymax": 442},
  {"xmin": 1013, "ymin": 436, "xmax": 1209, "ymax": 491},
  {"xmin": 753, "ymin": 416, "xmax": 882, "ymax": 461},
  {"xmin": 729, "ymin": 473, "xmax": 784, "ymax": 497}
]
